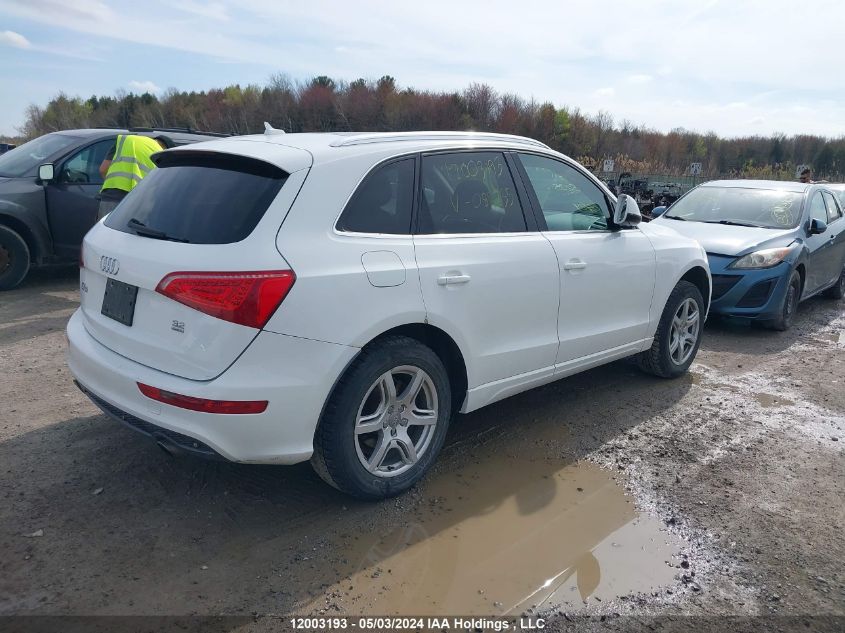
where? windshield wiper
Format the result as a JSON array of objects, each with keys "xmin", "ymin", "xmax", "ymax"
[
  {"xmin": 127, "ymin": 217, "xmax": 190, "ymax": 243},
  {"xmin": 662, "ymin": 214, "xmax": 686, "ymax": 220},
  {"xmin": 701, "ymin": 220, "xmax": 761, "ymax": 228}
]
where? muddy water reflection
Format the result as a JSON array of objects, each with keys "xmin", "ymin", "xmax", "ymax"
[{"xmin": 307, "ymin": 458, "xmax": 681, "ymax": 615}]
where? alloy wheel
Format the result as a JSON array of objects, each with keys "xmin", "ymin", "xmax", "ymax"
[
  {"xmin": 669, "ymin": 297, "xmax": 700, "ymax": 365},
  {"xmin": 354, "ymin": 365, "xmax": 439, "ymax": 478}
]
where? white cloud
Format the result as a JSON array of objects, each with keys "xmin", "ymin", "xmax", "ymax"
[
  {"xmin": 0, "ymin": 30, "xmax": 31, "ymax": 49},
  {"xmin": 178, "ymin": 1, "xmax": 229, "ymax": 21},
  {"xmin": 595, "ymin": 87, "xmax": 615, "ymax": 97},
  {"xmin": 128, "ymin": 80, "xmax": 161, "ymax": 94},
  {"xmin": 626, "ymin": 74, "xmax": 653, "ymax": 84}
]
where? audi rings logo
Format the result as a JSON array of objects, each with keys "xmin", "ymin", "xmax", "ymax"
[{"xmin": 100, "ymin": 256, "xmax": 120, "ymax": 275}]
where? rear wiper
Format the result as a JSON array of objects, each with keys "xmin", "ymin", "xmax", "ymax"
[
  {"xmin": 127, "ymin": 217, "xmax": 190, "ymax": 243},
  {"xmin": 663, "ymin": 214, "xmax": 686, "ymax": 220},
  {"xmin": 702, "ymin": 220, "xmax": 761, "ymax": 228}
]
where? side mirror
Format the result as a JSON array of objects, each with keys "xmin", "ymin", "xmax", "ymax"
[
  {"xmin": 651, "ymin": 206, "xmax": 667, "ymax": 218},
  {"xmin": 38, "ymin": 163, "xmax": 55, "ymax": 182},
  {"xmin": 613, "ymin": 194, "xmax": 642, "ymax": 227},
  {"xmin": 809, "ymin": 218, "xmax": 828, "ymax": 235}
]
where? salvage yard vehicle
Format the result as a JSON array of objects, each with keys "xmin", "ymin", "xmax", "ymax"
[
  {"xmin": 0, "ymin": 127, "xmax": 227, "ymax": 290},
  {"xmin": 67, "ymin": 131, "xmax": 711, "ymax": 499},
  {"xmin": 653, "ymin": 180, "xmax": 845, "ymax": 330}
]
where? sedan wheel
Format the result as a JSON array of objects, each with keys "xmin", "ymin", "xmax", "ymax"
[
  {"xmin": 669, "ymin": 298, "xmax": 700, "ymax": 366},
  {"xmin": 637, "ymin": 280, "xmax": 705, "ymax": 378},
  {"xmin": 354, "ymin": 366, "xmax": 439, "ymax": 478},
  {"xmin": 311, "ymin": 335, "xmax": 452, "ymax": 500}
]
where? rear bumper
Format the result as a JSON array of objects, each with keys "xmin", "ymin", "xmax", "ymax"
[
  {"xmin": 66, "ymin": 308, "xmax": 359, "ymax": 464},
  {"xmin": 707, "ymin": 256, "xmax": 791, "ymax": 320}
]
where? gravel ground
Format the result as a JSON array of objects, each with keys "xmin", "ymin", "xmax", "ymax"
[{"xmin": 0, "ymin": 266, "xmax": 842, "ymax": 633}]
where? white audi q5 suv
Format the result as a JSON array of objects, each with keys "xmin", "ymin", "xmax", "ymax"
[{"xmin": 67, "ymin": 130, "xmax": 710, "ymax": 499}]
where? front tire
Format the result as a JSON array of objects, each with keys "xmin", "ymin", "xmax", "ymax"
[
  {"xmin": 311, "ymin": 335, "xmax": 452, "ymax": 500},
  {"xmin": 637, "ymin": 280, "xmax": 705, "ymax": 378},
  {"xmin": 764, "ymin": 270, "xmax": 801, "ymax": 331},
  {"xmin": 0, "ymin": 225, "xmax": 31, "ymax": 291}
]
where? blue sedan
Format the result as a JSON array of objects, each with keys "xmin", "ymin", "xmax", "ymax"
[{"xmin": 652, "ymin": 180, "xmax": 845, "ymax": 330}]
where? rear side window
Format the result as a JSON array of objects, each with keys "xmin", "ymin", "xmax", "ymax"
[
  {"xmin": 105, "ymin": 152, "xmax": 287, "ymax": 244},
  {"xmin": 336, "ymin": 158, "xmax": 414, "ymax": 234},
  {"xmin": 418, "ymin": 152, "xmax": 527, "ymax": 234}
]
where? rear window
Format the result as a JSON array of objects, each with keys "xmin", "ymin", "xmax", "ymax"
[{"xmin": 104, "ymin": 152, "xmax": 287, "ymax": 244}]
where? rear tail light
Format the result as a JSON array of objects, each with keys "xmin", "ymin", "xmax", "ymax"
[
  {"xmin": 155, "ymin": 270, "xmax": 295, "ymax": 328},
  {"xmin": 137, "ymin": 382, "xmax": 268, "ymax": 414}
]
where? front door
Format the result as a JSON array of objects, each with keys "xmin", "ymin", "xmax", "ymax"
[
  {"xmin": 412, "ymin": 151, "xmax": 560, "ymax": 391},
  {"xmin": 46, "ymin": 138, "xmax": 114, "ymax": 258},
  {"xmin": 804, "ymin": 191, "xmax": 840, "ymax": 293},
  {"xmin": 515, "ymin": 152, "xmax": 656, "ymax": 366}
]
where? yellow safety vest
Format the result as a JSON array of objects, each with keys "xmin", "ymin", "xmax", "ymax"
[{"xmin": 101, "ymin": 134, "xmax": 161, "ymax": 194}]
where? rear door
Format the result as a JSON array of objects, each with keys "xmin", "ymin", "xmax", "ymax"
[
  {"xmin": 822, "ymin": 191, "xmax": 845, "ymax": 282},
  {"xmin": 46, "ymin": 138, "xmax": 114, "ymax": 257},
  {"xmin": 515, "ymin": 152, "xmax": 656, "ymax": 366},
  {"xmin": 79, "ymin": 145, "xmax": 311, "ymax": 380},
  {"xmin": 412, "ymin": 150, "xmax": 560, "ymax": 389}
]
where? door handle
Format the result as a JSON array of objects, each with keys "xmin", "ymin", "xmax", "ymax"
[
  {"xmin": 563, "ymin": 259, "xmax": 587, "ymax": 271},
  {"xmin": 437, "ymin": 273, "xmax": 471, "ymax": 285}
]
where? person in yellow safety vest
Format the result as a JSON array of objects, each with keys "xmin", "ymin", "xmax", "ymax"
[{"xmin": 96, "ymin": 134, "xmax": 171, "ymax": 219}]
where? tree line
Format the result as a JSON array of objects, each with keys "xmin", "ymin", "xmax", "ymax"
[{"xmin": 9, "ymin": 74, "xmax": 845, "ymax": 180}]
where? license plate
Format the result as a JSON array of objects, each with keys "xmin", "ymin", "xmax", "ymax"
[{"xmin": 101, "ymin": 278, "xmax": 138, "ymax": 326}]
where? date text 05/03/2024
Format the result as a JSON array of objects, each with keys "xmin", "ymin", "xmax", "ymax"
[{"xmin": 289, "ymin": 617, "xmax": 547, "ymax": 631}]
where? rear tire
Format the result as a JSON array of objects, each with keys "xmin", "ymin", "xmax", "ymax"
[
  {"xmin": 823, "ymin": 267, "xmax": 845, "ymax": 300},
  {"xmin": 637, "ymin": 280, "xmax": 705, "ymax": 378},
  {"xmin": 764, "ymin": 270, "xmax": 801, "ymax": 331},
  {"xmin": 0, "ymin": 225, "xmax": 30, "ymax": 291},
  {"xmin": 311, "ymin": 335, "xmax": 452, "ymax": 500}
]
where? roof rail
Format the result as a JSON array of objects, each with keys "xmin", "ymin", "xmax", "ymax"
[
  {"xmin": 128, "ymin": 126, "xmax": 233, "ymax": 138},
  {"xmin": 329, "ymin": 131, "xmax": 550, "ymax": 149}
]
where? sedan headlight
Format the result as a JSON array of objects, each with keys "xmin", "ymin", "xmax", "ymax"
[{"xmin": 730, "ymin": 246, "xmax": 793, "ymax": 269}]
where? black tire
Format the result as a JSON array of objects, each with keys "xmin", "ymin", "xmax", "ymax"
[
  {"xmin": 764, "ymin": 270, "xmax": 801, "ymax": 331},
  {"xmin": 311, "ymin": 335, "xmax": 452, "ymax": 500},
  {"xmin": 637, "ymin": 280, "xmax": 705, "ymax": 378},
  {"xmin": 823, "ymin": 267, "xmax": 845, "ymax": 300},
  {"xmin": 0, "ymin": 225, "xmax": 31, "ymax": 291}
]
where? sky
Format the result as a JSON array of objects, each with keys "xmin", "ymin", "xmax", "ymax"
[{"xmin": 1, "ymin": 0, "xmax": 843, "ymax": 139}]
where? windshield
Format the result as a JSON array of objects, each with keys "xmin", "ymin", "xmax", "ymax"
[
  {"xmin": 0, "ymin": 133, "xmax": 81, "ymax": 178},
  {"xmin": 665, "ymin": 186, "xmax": 804, "ymax": 229}
]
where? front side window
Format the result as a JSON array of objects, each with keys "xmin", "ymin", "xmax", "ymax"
[
  {"xmin": 61, "ymin": 139, "xmax": 113, "ymax": 185},
  {"xmin": 418, "ymin": 152, "xmax": 527, "ymax": 234},
  {"xmin": 517, "ymin": 153, "xmax": 610, "ymax": 231},
  {"xmin": 336, "ymin": 158, "xmax": 414, "ymax": 234},
  {"xmin": 809, "ymin": 192, "xmax": 827, "ymax": 224},
  {"xmin": 822, "ymin": 191, "xmax": 842, "ymax": 223}
]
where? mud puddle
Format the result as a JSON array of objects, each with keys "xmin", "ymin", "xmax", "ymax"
[
  {"xmin": 755, "ymin": 393, "xmax": 795, "ymax": 408},
  {"xmin": 304, "ymin": 458, "xmax": 682, "ymax": 615}
]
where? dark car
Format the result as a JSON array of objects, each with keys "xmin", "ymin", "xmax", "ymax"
[
  {"xmin": 652, "ymin": 180, "xmax": 845, "ymax": 330},
  {"xmin": 0, "ymin": 127, "xmax": 227, "ymax": 290}
]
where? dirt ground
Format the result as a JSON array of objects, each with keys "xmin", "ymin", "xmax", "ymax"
[{"xmin": 0, "ymin": 266, "xmax": 843, "ymax": 632}]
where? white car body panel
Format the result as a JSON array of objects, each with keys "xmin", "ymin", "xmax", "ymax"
[
  {"xmin": 413, "ymin": 233, "xmax": 560, "ymax": 389},
  {"xmin": 543, "ymin": 229, "xmax": 656, "ymax": 365},
  {"xmin": 67, "ymin": 309, "xmax": 357, "ymax": 463},
  {"xmin": 67, "ymin": 131, "xmax": 710, "ymax": 465}
]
